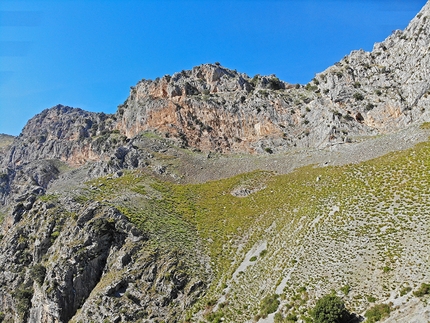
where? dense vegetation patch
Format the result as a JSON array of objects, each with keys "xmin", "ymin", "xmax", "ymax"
[
  {"xmin": 312, "ymin": 294, "xmax": 350, "ymax": 323},
  {"xmin": 364, "ymin": 303, "xmax": 392, "ymax": 323}
]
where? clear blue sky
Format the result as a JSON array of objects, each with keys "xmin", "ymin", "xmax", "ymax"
[{"xmin": 0, "ymin": 0, "xmax": 426, "ymax": 136}]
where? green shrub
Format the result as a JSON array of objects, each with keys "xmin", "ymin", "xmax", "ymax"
[
  {"xmin": 13, "ymin": 287, "xmax": 33, "ymax": 317},
  {"xmin": 305, "ymin": 84, "xmax": 318, "ymax": 91},
  {"xmin": 205, "ymin": 311, "xmax": 224, "ymax": 323},
  {"xmin": 420, "ymin": 122, "xmax": 430, "ymax": 129},
  {"xmin": 285, "ymin": 313, "xmax": 298, "ymax": 321},
  {"xmin": 260, "ymin": 294, "xmax": 280, "ymax": 318},
  {"xmin": 340, "ymin": 285, "xmax": 350, "ymax": 296},
  {"xmin": 364, "ymin": 303, "xmax": 391, "ymax": 323},
  {"xmin": 382, "ymin": 266, "xmax": 391, "ymax": 273},
  {"xmin": 367, "ymin": 295, "xmax": 377, "ymax": 303},
  {"xmin": 312, "ymin": 294, "xmax": 350, "ymax": 323},
  {"xmin": 353, "ymin": 92, "xmax": 364, "ymax": 101},
  {"xmin": 250, "ymin": 256, "xmax": 257, "ymax": 262},
  {"xmin": 365, "ymin": 103, "xmax": 375, "ymax": 111},
  {"xmin": 274, "ymin": 312, "xmax": 283, "ymax": 323},
  {"xmin": 269, "ymin": 77, "xmax": 283, "ymax": 90},
  {"xmin": 413, "ymin": 283, "xmax": 430, "ymax": 297},
  {"xmin": 50, "ymin": 231, "xmax": 60, "ymax": 240},
  {"xmin": 274, "ymin": 312, "xmax": 298, "ymax": 322},
  {"xmin": 399, "ymin": 286, "xmax": 412, "ymax": 296},
  {"xmin": 343, "ymin": 114, "xmax": 354, "ymax": 121},
  {"xmin": 30, "ymin": 264, "xmax": 46, "ymax": 285}
]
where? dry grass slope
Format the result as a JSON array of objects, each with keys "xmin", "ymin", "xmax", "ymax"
[{"xmin": 71, "ymin": 131, "xmax": 430, "ymax": 322}]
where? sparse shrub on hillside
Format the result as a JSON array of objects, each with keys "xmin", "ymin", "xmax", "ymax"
[
  {"xmin": 413, "ymin": 282, "xmax": 430, "ymax": 297},
  {"xmin": 312, "ymin": 294, "xmax": 350, "ymax": 323},
  {"xmin": 30, "ymin": 264, "xmax": 46, "ymax": 285},
  {"xmin": 50, "ymin": 231, "xmax": 60, "ymax": 242},
  {"xmin": 259, "ymin": 294, "xmax": 280, "ymax": 318},
  {"xmin": 269, "ymin": 76, "xmax": 283, "ymax": 90},
  {"xmin": 13, "ymin": 287, "xmax": 33, "ymax": 317},
  {"xmin": 285, "ymin": 313, "xmax": 298, "ymax": 322},
  {"xmin": 305, "ymin": 83, "xmax": 318, "ymax": 91},
  {"xmin": 205, "ymin": 310, "xmax": 224, "ymax": 323},
  {"xmin": 275, "ymin": 312, "xmax": 299, "ymax": 322},
  {"xmin": 399, "ymin": 286, "xmax": 412, "ymax": 296},
  {"xmin": 343, "ymin": 114, "xmax": 354, "ymax": 121},
  {"xmin": 366, "ymin": 295, "xmax": 377, "ymax": 303},
  {"xmin": 340, "ymin": 285, "xmax": 350, "ymax": 296},
  {"xmin": 274, "ymin": 312, "xmax": 284, "ymax": 323},
  {"xmin": 364, "ymin": 303, "xmax": 391, "ymax": 323},
  {"xmin": 365, "ymin": 103, "xmax": 375, "ymax": 111},
  {"xmin": 353, "ymin": 92, "xmax": 364, "ymax": 101},
  {"xmin": 420, "ymin": 122, "xmax": 430, "ymax": 129}
]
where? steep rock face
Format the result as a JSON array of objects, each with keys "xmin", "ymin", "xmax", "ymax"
[
  {"xmin": 314, "ymin": 1, "xmax": 430, "ymax": 132},
  {"xmin": 5, "ymin": 105, "xmax": 120, "ymax": 168},
  {"xmin": 113, "ymin": 2, "xmax": 430, "ymax": 153},
  {"xmin": 116, "ymin": 66, "xmax": 287, "ymax": 153},
  {"xmin": 0, "ymin": 197, "xmax": 208, "ymax": 323},
  {"xmin": 116, "ymin": 64, "xmax": 371, "ymax": 153}
]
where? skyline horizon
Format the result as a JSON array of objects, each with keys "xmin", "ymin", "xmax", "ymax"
[{"xmin": 0, "ymin": 0, "xmax": 426, "ymax": 136}]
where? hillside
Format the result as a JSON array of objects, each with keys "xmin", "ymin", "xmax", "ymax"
[{"xmin": 0, "ymin": 2, "xmax": 430, "ymax": 323}]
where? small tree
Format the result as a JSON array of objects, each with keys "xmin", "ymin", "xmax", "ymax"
[{"xmin": 312, "ymin": 294, "xmax": 350, "ymax": 323}]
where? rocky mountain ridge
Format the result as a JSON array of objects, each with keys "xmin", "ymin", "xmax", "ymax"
[
  {"xmin": 0, "ymin": 2, "xmax": 429, "ymax": 323},
  {"xmin": 4, "ymin": 1, "xmax": 430, "ymax": 169}
]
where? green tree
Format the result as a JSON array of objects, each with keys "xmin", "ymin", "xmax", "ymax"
[{"xmin": 312, "ymin": 294, "xmax": 350, "ymax": 323}]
